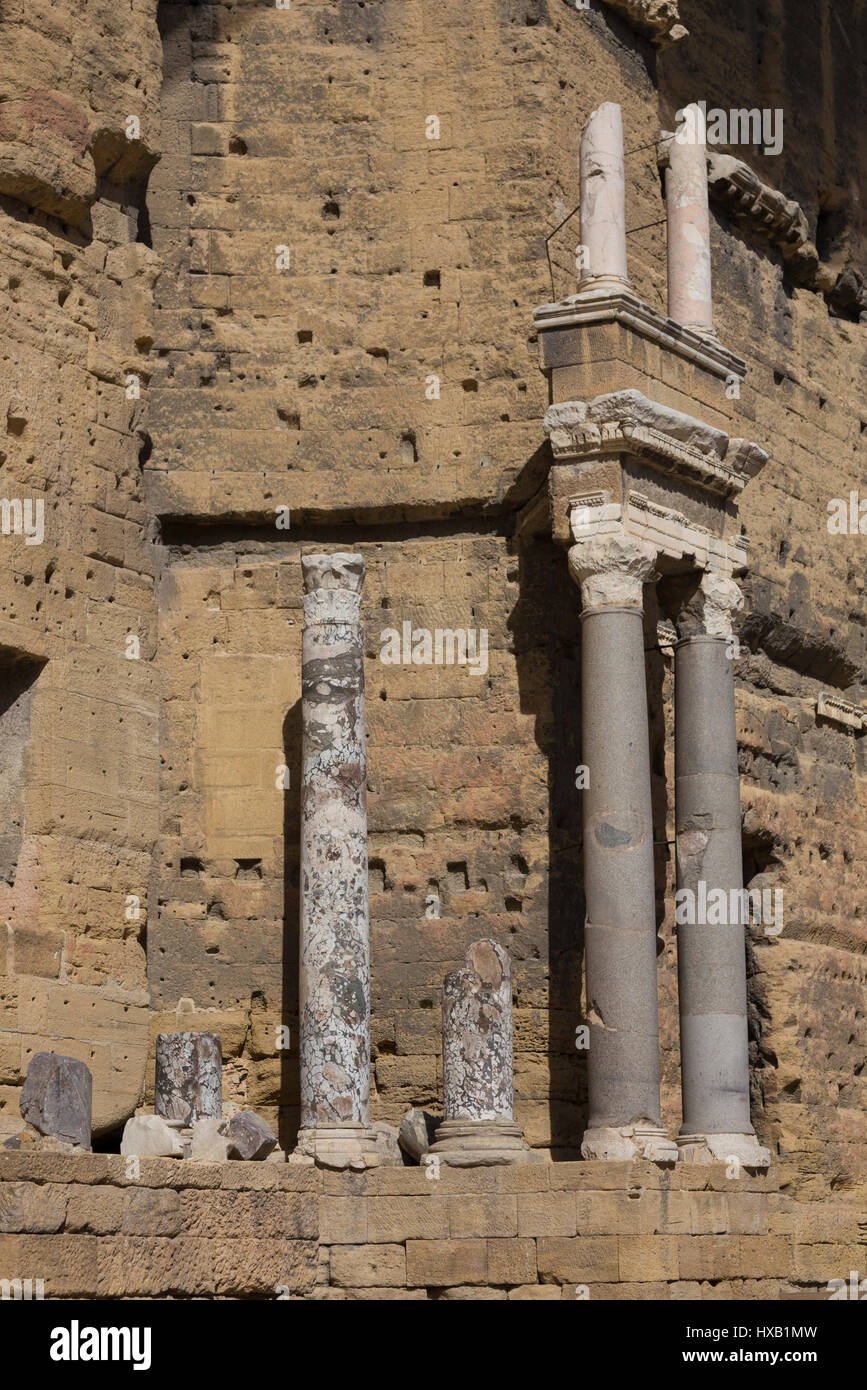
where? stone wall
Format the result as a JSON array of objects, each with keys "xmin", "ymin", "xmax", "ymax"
[
  {"xmin": 0, "ymin": 1, "xmax": 163, "ymax": 1141},
  {"xmin": 0, "ymin": 0, "xmax": 864, "ymax": 1289},
  {"xmin": 137, "ymin": 0, "xmax": 867, "ymax": 1195},
  {"xmin": 1, "ymin": 1150, "xmax": 863, "ymax": 1299}
]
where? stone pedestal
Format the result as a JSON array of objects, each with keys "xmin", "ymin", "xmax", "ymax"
[
  {"xmin": 578, "ymin": 102, "xmax": 630, "ymax": 292},
  {"xmin": 427, "ymin": 939, "xmax": 534, "ymax": 1166},
  {"xmin": 154, "ymin": 1032, "xmax": 221, "ymax": 1127},
  {"xmin": 569, "ymin": 536, "xmax": 677, "ymax": 1164},
  {"xmin": 674, "ymin": 574, "xmax": 770, "ymax": 1170},
  {"xmin": 662, "ymin": 105, "xmax": 714, "ymax": 334},
  {"xmin": 293, "ymin": 553, "xmax": 379, "ymax": 1169}
]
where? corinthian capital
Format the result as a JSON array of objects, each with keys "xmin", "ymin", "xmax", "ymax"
[
  {"xmin": 567, "ymin": 534, "xmax": 657, "ymax": 609},
  {"xmin": 302, "ymin": 552, "xmax": 365, "ymax": 625},
  {"xmin": 673, "ymin": 571, "xmax": 743, "ymax": 639}
]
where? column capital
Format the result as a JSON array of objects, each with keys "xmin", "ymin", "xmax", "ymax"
[
  {"xmin": 302, "ymin": 552, "xmax": 365, "ymax": 624},
  {"xmin": 568, "ymin": 534, "xmax": 657, "ymax": 608},
  {"xmin": 675, "ymin": 571, "xmax": 743, "ymax": 639}
]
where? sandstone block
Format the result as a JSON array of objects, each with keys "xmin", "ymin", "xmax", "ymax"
[
  {"xmin": 516, "ymin": 1191, "xmax": 577, "ymax": 1237},
  {"xmin": 330, "ymin": 1243, "xmax": 406, "ymax": 1288},
  {"xmin": 486, "ymin": 1237, "xmax": 537, "ymax": 1285},
  {"xmin": 536, "ymin": 1236, "xmax": 619, "ymax": 1283},
  {"xmin": 405, "ymin": 1238, "xmax": 487, "ymax": 1287}
]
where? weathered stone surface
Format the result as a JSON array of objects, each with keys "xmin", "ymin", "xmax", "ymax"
[
  {"xmin": 120, "ymin": 1115, "xmax": 184, "ymax": 1160},
  {"xmin": 189, "ymin": 1116, "xmax": 230, "ymax": 1163},
  {"xmin": 226, "ymin": 1111, "xmax": 277, "ymax": 1162},
  {"xmin": 399, "ymin": 1109, "xmax": 438, "ymax": 1163},
  {"xmin": 19, "ymin": 1053, "xmax": 91, "ymax": 1150},
  {"xmin": 155, "ymin": 1033, "xmax": 222, "ymax": 1126}
]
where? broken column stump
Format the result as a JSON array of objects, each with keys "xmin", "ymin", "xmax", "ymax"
[
  {"xmin": 154, "ymin": 1032, "xmax": 222, "ymax": 1127},
  {"xmin": 19, "ymin": 1052, "xmax": 92, "ymax": 1150},
  {"xmin": 426, "ymin": 939, "xmax": 534, "ymax": 1166}
]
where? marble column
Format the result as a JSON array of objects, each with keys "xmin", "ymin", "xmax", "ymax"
[
  {"xmin": 569, "ymin": 535, "xmax": 676, "ymax": 1163},
  {"xmin": 426, "ymin": 939, "xmax": 534, "ymax": 1166},
  {"xmin": 578, "ymin": 102, "xmax": 631, "ymax": 292},
  {"xmin": 673, "ymin": 573, "xmax": 770, "ymax": 1168},
  {"xmin": 154, "ymin": 1032, "xmax": 221, "ymax": 1126},
  {"xmin": 293, "ymin": 552, "xmax": 379, "ymax": 1168},
  {"xmin": 664, "ymin": 104, "xmax": 714, "ymax": 334}
]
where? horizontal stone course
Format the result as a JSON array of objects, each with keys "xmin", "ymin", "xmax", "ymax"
[{"xmin": 1, "ymin": 1152, "xmax": 857, "ymax": 1298}]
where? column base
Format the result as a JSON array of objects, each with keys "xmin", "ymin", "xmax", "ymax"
[
  {"xmin": 289, "ymin": 1123, "xmax": 382, "ymax": 1171},
  {"xmin": 581, "ymin": 1123, "xmax": 678, "ymax": 1165},
  {"xmin": 576, "ymin": 275, "xmax": 632, "ymax": 296},
  {"xmin": 677, "ymin": 1132, "xmax": 772, "ymax": 1170},
  {"xmin": 425, "ymin": 1118, "xmax": 538, "ymax": 1168}
]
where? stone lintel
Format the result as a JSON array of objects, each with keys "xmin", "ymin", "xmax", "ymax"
[{"xmin": 566, "ymin": 491, "xmax": 749, "ymax": 579}]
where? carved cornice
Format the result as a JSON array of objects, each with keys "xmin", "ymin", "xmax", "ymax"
[
  {"xmin": 816, "ymin": 692, "xmax": 866, "ymax": 731},
  {"xmin": 543, "ymin": 389, "xmax": 768, "ymax": 500},
  {"xmin": 705, "ymin": 152, "xmax": 867, "ymax": 317},
  {"xmin": 533, "ymin": 287, "xmax": 746, "ymax": 381}
]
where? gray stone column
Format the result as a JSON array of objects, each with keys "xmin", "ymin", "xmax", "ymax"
[
  {"xmin": 578, "ymin": 102, "xmax": 630, "ymax": 292},
  {"xmin": 426, "ymin": 939, "xmax": 534, "ymax": 1166},
  {"xmin": 293, "ymin": 552, "xmax": 379, "ymax": 1169},
  {"xmin": 673, "ymin": 573, "xmax": 771, "ymax": 1168},
  {"xmin": 664, "ymin": 104, "xmax": 714, "ymax": 334},
  {"xmin": 569, "ymin": 536, "xmax": 676, "ymax": 1163},
  {"xmin": 154, "ymin": 1032, "xmax": 221, "ymax": 1126}
]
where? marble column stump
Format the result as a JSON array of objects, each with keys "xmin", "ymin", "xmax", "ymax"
[
  {"xmin": 292, "ymin": 553, "xmax": 379, "ymax": 1169},
  {"xmin": 569, "ymin": 536, "xmax": 677, "ymax": 1163},
  {"xmin": 154, "ymin": 1032, "xmax": 222, "ymax": 1128},
  {"xmin": 426, "ymin": 939, "xmax": 535, "ymax": 1166},
  {"xmin": 673, "ymin": 573, "xmax": 771, "ymax": 1169}
]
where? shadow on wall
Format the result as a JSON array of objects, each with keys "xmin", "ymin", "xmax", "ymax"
[
  {"xmin": 280, "ymin": 699, "xmax": 302, "ymax": 1152},
  {"xmin": 509, "ymin": 535, "xmax": 586, "ymax": 1158}
]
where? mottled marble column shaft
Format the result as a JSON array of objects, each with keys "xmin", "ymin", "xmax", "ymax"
[
  {"xmin": 569, "ymin": 536, "xmax": 676, "ymax": 1163},
  {"xmin": 295, "ymin": 553, "xmax": 378, "ymax": 1167},
  {"xmin": 674, "ymin": 574, "xmax": 770, "ymax": 1168},
  {"xmin": 154, "ymin": 1032, "xmax": 221, "ymax": 1126},
  {"xmin": 579, "ymin": 102, "xmax": 630, "ymax": 291},
  {"xmin": 665, "ymin": 104, "xmax": 713, "ymax": 332},
  {"xmin": 427, "ymin": 940, "xmax": 534, "ymax": 1166}
]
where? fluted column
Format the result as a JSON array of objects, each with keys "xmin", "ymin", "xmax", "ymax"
[
  {"xmin": 674, "ymin": 573, "xmax": 771, "ymax": 1168},
  {"xmin": 569, "ymin": 536, "xmax": 676, "ymax": 1163},
  {"xmin": 664, "ymin": 104, "xmax": 714, "ymax": 334},
  {"xmin": 578, "ymin": 102, "xmax": 630, "ymax": 292},
  {"xmin": 293, "ymin": 552, "xmax": 379, "ymax": 1169}
]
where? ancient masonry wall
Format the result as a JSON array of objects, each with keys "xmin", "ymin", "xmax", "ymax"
[
  {"xmin": 0, "ymin": 2, "xmax": 163, "ymax": 1142},
  {"xmin": 1, "ymin": 1151, "xmax": 863, "ymax": 1300},
  {"xmin": 0, "ymin": 0, "xmax": 864, "ymax": 1300},
  {"xmin": 145, "ymin": 0, "xmax": 866, "ymax": 1195}
]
